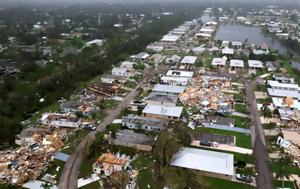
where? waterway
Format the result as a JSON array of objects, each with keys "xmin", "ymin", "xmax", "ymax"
[{"xmin": 215, "ymin": 24, "xmax": 293, "ymax": 54}]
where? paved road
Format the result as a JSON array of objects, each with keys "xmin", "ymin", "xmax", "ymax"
[
  {"xmin": 245, "ymin": 80, "xmax": 275, "ymax": 189},
  {"xmin": 58, "ymin": 67, "xmax": 164, "ymax": 189}
]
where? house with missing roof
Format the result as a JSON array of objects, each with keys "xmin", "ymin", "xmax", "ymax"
[
  {"xmin": 142, "ymin": 104, "xmax": 183, "ymax": 120},
  {"xmin": 109, "ymin": 130, "xmax": 155, "ymax": 151},
  {"xmin": 171, "ymin": 147, "xmax": 234, "ymax": 180},
  {"xmin": 93, "ymin": 152, "xmax": 130, "ymax": 176},
  {"xmin": 146, "ymin": 92, "xmax": 178, "ymax": 107},
  {"xmin": 130, "ymin": 52, "xmax": 150, "ymax": 61},
  {"xmin": 122, "ymin": 115, "xmax": 169, "ymax": 131}
]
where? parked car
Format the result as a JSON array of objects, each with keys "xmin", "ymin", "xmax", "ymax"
[
  {"xmin": 236, "ymin": 174, "xmax": 253, "ymax": 183},
  {"xmin": 83, "ymin": 124, "xmax": 96, "ymax": 131}
]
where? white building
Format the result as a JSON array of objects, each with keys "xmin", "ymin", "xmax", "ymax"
[
  {"xmin": 171, "ymin": 147, "xmax": 234, "ymax": 180},
  {"xmin": 212, "ymin": 58, "xmax": 227, "ymax": 67},
  {"xmin": 161, "ymin": 76, "xmax": 189, "ymax": 86},
  {"xmin": 181, "ymin": 56, "xmax": 197, "ymax": 65},
  {"xmin": 40, "ymin": 113, "xmax": 81, "ymax": 128},
  {"xmin": 142, "ymin": 104, "xmax": 183, "ymax": 120},
  {"xmin": 85, "ymin": 39, "xmax": 104, "ymax": 47},
  {"xmin": 146, "ymin": 44, "xmax": 164, "ymax": 52},
  {"xmin": 112, "ymin": 67, "xmax": 131, "ymax": 77},
  {"xmin": 130, "ymin": 52, "xmax": 150, "ymax": 61},
  {"xmin": 222, "ymin": 47, "xmax": 234, "ymax": 55},
  {"xmin": 93, "ymin": 153, "xmax": 129, "ymax": 176},
  {"xmin": 152, "ymin": 84, "xmax": 186, "ymax": 95},
  {"xmin": 229, "ymin": 59, "xmax": 244, "ymax": 69},
  {"xmin": 248, "ymin": 60, "xmax": 264, "ymax": 69},
  {"xmin": 120, "ymin": 61, "xmax": 136, "ymax": 70}
]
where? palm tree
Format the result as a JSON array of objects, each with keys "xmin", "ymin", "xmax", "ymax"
[{"xmin": 275, "ymin": 154, "xmax": 293, "ymax": 189}]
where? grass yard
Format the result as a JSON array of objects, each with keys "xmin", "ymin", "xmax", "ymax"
[
  {"xmin": 102, "ymin": 99, "xmax": 118, "ymax": 109},
  {"xmin": 274, "ymin": 180, "xmax": 296, "ymax": 189},
  {"xmin": 61, "ymin": 129, "xmax": 90, "ymax": 154},
  {"xmin": 255, "ymin": 84, "xmax": 267, "ymax": 92},
  {"xmin": 234, "ymin": 103, "xmax": 248, "ymax": 114},
  {"xmin": 256, "ymin": 97, "xmax": 272, "ymax": 104},
  {"xmin": 226, "ymin": 115, "xmax": 250, "ymax": 129},
  {"xmin": 234, "ymin": 93, "xmax": 244, "ymax": 103},
  {"xmin": 271, "ymin": 160, "xmax": 300, "ymax": 175},
  {"xmin": 80, "ymin": 181, "xmax": 101, "ymax": 189},
  {"xmin": 41, "ymin": 159, "xmax": 65, "ymax": 183},
  {"xmin": 195, "ymin": 127, "xmax": 252, "ymax": 149},
  {"xmin": 205, "ymin": 176, "xmax": 255, "ymax": 189},
  {"xmin": 262, "ymin": 123, "xmax": 277, "ymax": 129},
  {"xmin": 133, "ymin": 155, "xmax": 158, "ymax": 189},
  {"xmin": 26, "ymin": 101, "xmax": 60, "ymax": 127}
]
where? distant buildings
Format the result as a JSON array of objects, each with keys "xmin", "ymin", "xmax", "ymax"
[{"xmin": 122, "ymin": 115, "xmax": 169, "ymax": 131}]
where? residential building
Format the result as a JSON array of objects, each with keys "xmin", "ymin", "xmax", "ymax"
[
  {"xmin": 229, "ymin": 59, "xmax": 244, "ymax": 69},
  {"xmin": 101, "ymin": 74, "xmax": 128, "ymax": 84},
  {"xmin": 109, "ymin": 130, "xmax": 154, "ymax": 151},
  {"xmin": 248, "ymin": 60, "xmax": 264, "ymax": 69},
  {"xmin": 222, "ymin": 47, "xmax": 234, "ymax": 55},
  {"xmin": 120, "ymin": 61, "xmax": 136, "ymax": 69},
  {"xmin": 152, "ymin": 84, "xmax": 186, "ymax": 95},
  {"xmin": 165, "ymin": 55, "xmax": 181, "ymax": 65},
  {"xmin": 112, "ymin": 67, "xmax": 132, "ymax": 77},
  {"xmin": 146, "ymin": 92, "xmax": 178, "ymax": 106},
  {"xmin": 93, "ymin": 153, "xmax": 129, "ymax": 176},
  {"xmin": 171, "ymin": 147, "xmax": 234, "ymax": 180},
  {"xmin": 142, "ymin": 104, "xmax": 183, "ymax": 120},
  {"xmin": 130, "ymin": 52, "xmax": 150, "ymax": 61},
  {"xmin": 40, "ymin": 113, "xmax": 81, "ymax": 128},
  {"xmin": 122, "ymin": 115, "xmax": 169, "ymax": 131},
  {"xmin": 181, "ymin": 56, "xmax": 197, "ymax": 66},
  {"xmin": 211, "ymin": 58, "xmax": 227, "ymax": 67},
  {"xmin": 60, "ymin": 101, "xmax": 99, "ymax": 116},
  {"xmin": 273, "ymin": 73, "xmax": 295, "ymax": 84}
]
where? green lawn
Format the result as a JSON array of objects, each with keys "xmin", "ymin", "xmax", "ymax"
[
  {"xmin": 226, "ymin": 115, "xmax": 250, "ymax": 129},
  {"xmin": 255, "ymin": 84, "xmax": 267, "ymax": 92},
  {"xmin": 234, "ymin": 103, "xmax": 248, "ymax": 114},
  {"xmin": 195, "ymin": 127, "xmax": 252, "ymax": 149},
  {"xmin": 102, "ymin": 99, "xmax": 118, "ymax": 109},
  {"xmin": 234, "ymin": 93, "xmax": 244, "ymax": 103},
  {"xmin": 262, "ymin": 123, "xmax": 277, "ymax": 129},
  {"xmin": 271, "ymin": 160, "xmax": 300, "ymax": 175},
  {"xmin": 26, "ymin": 101, "xmax": 60, "ymax": 127},
  {"xmin": 256, "ymin": 97, "xmax": 272, "ymax": 104},
  {"xmin": 133, "ymin": 155, "xmax": 158, "ymax": 189},
  {"xmin": 205, "ymin": 177, "xmax": 255, "ymax": 189},
  {"xmin": 61, "ymin": 129, "xmax": 90, "ymax": 154},
  {"xmin": 274, "ymin": 180, "xmax": 296, "ymax": 189},
  {"xmin": 41, "ymin": 159, "xmax": 65, "ymax": 183},
  {"xmin": 80, "ymin": 181, "xmax": 101, "ymax": 189}
]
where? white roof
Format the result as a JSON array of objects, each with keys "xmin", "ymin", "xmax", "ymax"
[
  {"xmin": 248, "ymin": 60, "xmax": 264, "ymax": 68},
  {"xmin": 230, "ymin": 59, "xmax": 244, "ymax": 67},
  {"xmin": 267, "ymin": 80, "xmax": 299, "ymax": 90},
  {"xmin": 192, "ymin": 47, "xmax": 206, "ymax": 53},
  {"xmin": 232, "ymin": 41, "xmax": 242, "ymax": 46},
  {"xmin": 86, "ymin": 39, "xmax": 103, "ymax": 46},
  {"xmin": 195, "ymin": 33, "xmax": 212, "ymax": 38},
  {"xmin": 166, "ymin": 70, "xmax": 194, "ymax": 78},
  {"xmin": 272, "ymin": 97, "xmax": 300, "ymax": 110},
  {"xmin": 23, "ymin": 180, "xmax": 58, "ymax": 189},
  {"xmin": 268, "ymin": 88, "xmax": 300, "ymax": 99},
  {"xmin": 253, "ymin": 49, "xmax": 268, "ymax": 55},
  {"xmin": 200, "ymin": 28, "xmax": 214, "ymax": 33},
  {"xmin": 161, "ymin": 76, "xmax": 189, "ymax": 84},
  {"xmin": 222, "ymin": 47, "xmax": 234, "ymax": 55},
  {"xmin": 171, "ymin": 147, "xmax": 234, "ymax": 176},
  {"xmin": 120, "ymin": 61, "xmax": 136, "ymax": 67},
  {"xmin": 153, "ymin": 84, "xmax": 186, "ymax": 94},
  {"xmin": 142, "ymin": 104, "xmax": 183, "ymax": 118},
  {"xmin": 212, "ymin": 58, "xmax": 226, "ymax": 66},
  {"xmin": 181, "ymin": 56, "xmax": 197, "ymax": 64},
  {"xmin": 161, "ymin": 35, "xmax": 180, "ymax": 42}
]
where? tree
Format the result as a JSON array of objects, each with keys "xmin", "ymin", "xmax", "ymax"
[
  {"xmin": 260, "ymin": 105, "xmax": 272, "ymax": 118},
  {"xmin": 275, "ymin": 154, "xmax": 293, "ymax": 189}
]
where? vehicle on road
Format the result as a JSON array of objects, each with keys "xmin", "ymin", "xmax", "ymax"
[{"xmin": 236, "ymin": 174, "xmax": 253, "ymax": 183}]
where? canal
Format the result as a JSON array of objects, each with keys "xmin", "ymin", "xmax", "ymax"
[{"xmin": 215, "ymin": 24, "xmax": 294, "ymax": 54}]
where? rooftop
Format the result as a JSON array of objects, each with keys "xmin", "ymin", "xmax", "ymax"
[
  {"xmin": 123, "ymin": 115, "xmax": 168, "ymax": 128},
  {"xmin": 166, "ymin": 70, "xmax": 194, "ymax": 78},
  {"xmin": 114, "ymin": 129, "xmax": 154, "ymax": 145},
  {"xmin": 181, "ymin": 56, "xmax": 197, "ymax": 64},
  {"xmin": 171, "ymin": 147, "xmax": 234, "ymax": 176},
  {"xmin": 153, "ymin": 84, "xmax": 186, "ymax": 94},
  {"xmin": 146, "ymin": 92, "xmax": 178, "ymax": 104},
  {"xmin": 142, "ymin": 104, "xmax": 183, "ymax": 118},
  {"xmin": 248, "ymin": 60, "xmax": 264, "ymax": 68},
  {"xmin": 229, "ymin": 59, "xmax": 244, "ymax": 67},
  {"xmin": 212, "ymin": 58, "xmax": 226, "ymax": 66}
]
